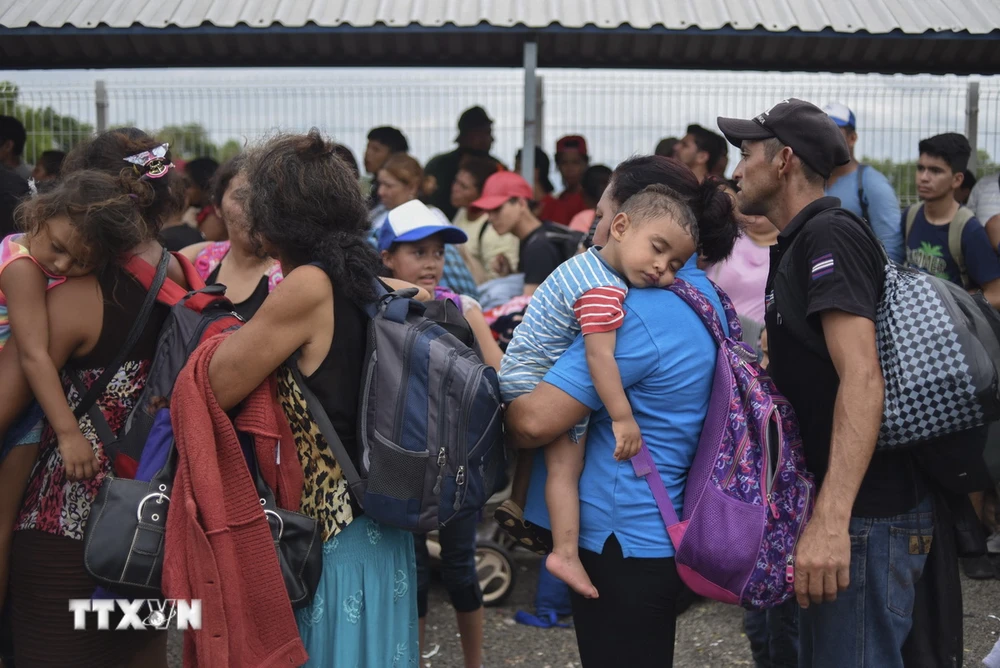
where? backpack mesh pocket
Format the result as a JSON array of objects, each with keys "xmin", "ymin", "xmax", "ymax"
[{"xmin": 365, "ymin": 440, "xmax": 427, "ymax": 503}]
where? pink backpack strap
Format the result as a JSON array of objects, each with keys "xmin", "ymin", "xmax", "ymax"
[
  {"xmin": 265, "ymin": 262, "xmax": 284, "ymax": 293},
  {"xmin": 635, "ymin": 279, "xmax": 739, "ymax": 552},
  {"xmin": 192, "ymin": 241, "xmax": 231, "ymax": 282},
  {"xmin": 631, "ymin": 443, "xmax": 680, "ymax": 526},
  {"xmin": 632, "ymin": 443, "xmax": 691, "ymax": 555}
]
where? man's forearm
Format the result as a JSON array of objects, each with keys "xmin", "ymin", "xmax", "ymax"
[{"xmin": 814, "ymin": 367, "xmax": 884, "ymax": 524}]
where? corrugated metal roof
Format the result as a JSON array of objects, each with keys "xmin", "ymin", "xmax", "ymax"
[
  {"xmin": 1, "ymin": 0, "xmax": 999, "ymax": 73},
  {"xmin": 3, "ymin": 0, "xmax": 1000, "ymax": 34}
]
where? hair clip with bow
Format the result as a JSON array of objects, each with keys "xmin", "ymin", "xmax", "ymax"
[{"xmin": 123, "ymin": 143, "xmax": 174, "ymax": 180}]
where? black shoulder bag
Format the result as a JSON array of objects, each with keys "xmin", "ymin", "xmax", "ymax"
[{"xmin": 75, "ymin": 250, "xmax": 171, "ymax": 598}]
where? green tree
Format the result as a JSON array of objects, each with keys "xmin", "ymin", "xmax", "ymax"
[
  {"xmin": 975, "ymin": 149, "xmax": 1000, "ymax": 176},
  {"xmin": 217, "ymin": 138, "xmax": 244, "ymax": 164},
  {"xmin": 862, "ymin": 150, "xmax": 1000, "ymax": 207},
  {"xmin": 0, "ymin": 81, "xmax": 94, "ymax": 164},
  {"xmin": 156, "ymin": 123, "xmax": 221, "ymax": 161}
]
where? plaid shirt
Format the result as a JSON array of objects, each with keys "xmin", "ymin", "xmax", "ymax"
[{"xmin": 441, "ymin": 245, "xmax": 480, "ymax": 299}]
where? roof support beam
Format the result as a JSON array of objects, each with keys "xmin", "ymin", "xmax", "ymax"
[{"xmin": 521, "ymin": 38, "xmax": 537, "ymax": 185}]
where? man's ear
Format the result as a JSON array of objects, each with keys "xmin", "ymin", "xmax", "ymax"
[{"xmin": 775, "ymin": 145, "xmax": 797, "ymax": 178}]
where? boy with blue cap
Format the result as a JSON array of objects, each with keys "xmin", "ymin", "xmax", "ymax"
[{"xmin": 822, "ymin": 102, "xmax": 904, "ymax": 263}]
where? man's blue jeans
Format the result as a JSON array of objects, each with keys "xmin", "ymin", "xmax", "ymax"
[
  {"xmin": 799, "ymin": 497, "xmax": 934, "ymax": 668},
  {"xmin": 745, "ymin": 599, "xmax": 799, "ymax": 667}
]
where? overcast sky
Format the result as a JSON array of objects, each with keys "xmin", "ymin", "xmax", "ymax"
[{"xmin": 2, "ymin": 67, "xmax": 997, "ymax": 182}]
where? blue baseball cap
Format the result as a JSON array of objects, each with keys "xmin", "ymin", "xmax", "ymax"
[
  {"xmin": 377, "ymin": 200, "xmax": 468, "ymax": 252},
  {"xmin": 823, "ymin": 102, "xmax": 856, "ymax": 129}
]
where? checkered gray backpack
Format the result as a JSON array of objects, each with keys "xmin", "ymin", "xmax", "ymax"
[{"xmin": 779, "ymin": 210, "xmax": 1000, "ymax": 451}]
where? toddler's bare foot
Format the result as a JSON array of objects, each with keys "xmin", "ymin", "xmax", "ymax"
[{"xmin": 546, "ymin": 552, "xmax": 598, "ymax": 598}]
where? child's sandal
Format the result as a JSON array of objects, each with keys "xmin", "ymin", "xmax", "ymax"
[{"xmin": 494, "ymin": 500, "xmax": 552, "ymax": 555}]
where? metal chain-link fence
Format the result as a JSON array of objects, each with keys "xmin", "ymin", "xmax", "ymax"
[{"xmin": 3, "ymin": 70, "xmax": 999, "ymax": 206}]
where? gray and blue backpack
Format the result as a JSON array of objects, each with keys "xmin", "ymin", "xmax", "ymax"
[{"xmin": 293, "ymin": 281, "xmax": 507, "ymax": 533}]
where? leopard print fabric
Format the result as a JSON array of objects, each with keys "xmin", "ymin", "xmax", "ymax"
[{"xmin": 276, "ymin": 364, "xmax": 354, "ymax": 541}]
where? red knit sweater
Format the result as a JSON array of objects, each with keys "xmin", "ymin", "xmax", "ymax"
[{"xmin": 164, "ymin": 334, "xmax": 307, "ymax": 668}]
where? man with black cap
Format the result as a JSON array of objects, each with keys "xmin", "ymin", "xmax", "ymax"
[
  {"xmin": 424, "ymin": 106, "xmax": 502, "ymax": 220},
  {"xmin": 719, "ymin": 99, "xmax": 936, "ymax": 667}
]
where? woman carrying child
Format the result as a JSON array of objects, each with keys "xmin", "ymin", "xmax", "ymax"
[
  {"xmin": 0, "ymin": 128, "xmax": 187, "ymax": 667},
  {"xmin": 504, "ymin": 156, "xmax": 742, "ymax": 667},
  {"xmin": 489, "ymin": 182, "xmax": 700, "ymax": 597}
]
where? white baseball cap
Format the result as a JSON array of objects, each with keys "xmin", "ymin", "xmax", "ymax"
[
  {"xmin": 823, "ymin": 102, "xmax": 857, "ymax": 129},
  {"xmin": 377, "ymin": 200, "xmax": 467, "ymax": 251}
]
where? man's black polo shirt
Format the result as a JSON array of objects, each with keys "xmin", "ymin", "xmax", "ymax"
[{"xmin": 765, "ymin": 197, "xmax": 924, "ymax": 518}]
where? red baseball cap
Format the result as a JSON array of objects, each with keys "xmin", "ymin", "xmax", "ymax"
[
  {"xmin": 471, "ymin": 171, "xmax": 534, "ymax": 211},
  {"xmin": 556, "ymin": 135, "xmax": 588, "ymax": 157}
]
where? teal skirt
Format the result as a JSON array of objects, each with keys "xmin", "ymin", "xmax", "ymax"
[{"xmin": 295, "ymin": 515, "xmax": 419, "ymax": 667}]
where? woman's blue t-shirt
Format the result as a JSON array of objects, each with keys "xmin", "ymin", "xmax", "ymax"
[{"xmin": 522, "ymin": 259, "xmax": 726, "ymax": 559}]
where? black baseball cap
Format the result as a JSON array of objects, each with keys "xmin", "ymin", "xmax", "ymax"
[
  {"xmin": 717, "ymin": 98, "xmax": 850, "ymax": 179},
  {"xmin": 457, "ymin": 106, "xmax": 493, "ymax": 134}
]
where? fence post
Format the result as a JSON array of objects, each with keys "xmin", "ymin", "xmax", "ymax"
[
  {"xmin": 521, "ymin": 38, "xmax": 538, "ymax": 184},
  {"xmin": 95, "ymin": 80, "xmax": 108, "ymax": 134},
  {"xmin": 535, "ymin": 75, "xmax": 545, "ymax": 151},
  {"xmin": 966, "ymin": 80, "xmax": 980, "ymax": 175}
]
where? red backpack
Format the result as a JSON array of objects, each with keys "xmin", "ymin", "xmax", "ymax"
[{"xmin": 71, "ymin": 249, "xmax": 242, "ymax": 478}]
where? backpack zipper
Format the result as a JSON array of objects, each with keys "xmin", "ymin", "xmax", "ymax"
[
  {"xmin": 719, "ymin": 373, "xmax": 761, "ymax": 489},
  {"xmin": 432, "ymin": 351, "xmax": 459, "ymax": 497},
  {"xmin": 721, "ymin": 431, "xmax": 751, "ymax": 490},
  {"xmin": 452, "ymin": 363, "xmax": 486, "ymax": 513},
  {"xmin": 358, "ymin": 349, "xmax": 378, "ymax": 472},
  {"xmin": 786, "ymin": 472, "xmax": 812, "ymax": 584},
  {"xmin": 763, "ymin": 409, "xmax": 782, "ymax": 520}
]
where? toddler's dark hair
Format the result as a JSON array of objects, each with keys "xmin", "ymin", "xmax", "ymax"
[
  {"xmin": 16, "ymin": 169, "xmax": 152, "ymax": 270},
  {"xmin": 618, "ymin": 183, "xmax": 699, "ymax": 246}
]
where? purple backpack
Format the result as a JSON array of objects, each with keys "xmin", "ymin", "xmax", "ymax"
[{"xmin": 631, "ymin": 278, "xmax": 815, "ymax": 610}]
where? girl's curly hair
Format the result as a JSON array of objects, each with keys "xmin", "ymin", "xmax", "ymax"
[{"xmin": 16, "ymin": 169, "xmax": 153, "ymax": 271}]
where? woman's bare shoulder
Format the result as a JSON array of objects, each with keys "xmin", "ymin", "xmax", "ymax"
[
  {"xmin": 268, "ymin": 263, "xmax": 332, "ymax": 308},
  {"xmin": 179, "ymin": 241, "xmax": 211, "ymax": 262},
  {"xmin": 49, "ymin": 273, "xmax": 101, "ymax": 303},
  {"xmin": 46, "ymin": 274, "xmax": 104, "ymax": 339}
]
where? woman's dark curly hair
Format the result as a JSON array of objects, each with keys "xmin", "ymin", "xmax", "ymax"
[
  {"xmin": 609, "ymin": 155, "xmax": 742, "ymax": 263},
  {"xmin": 243, "ymin": 130, "xmax": 380, "ymax": 304},
  {"xmin": 61, "ymin": 127, "xmax": 183, "ymax": 235}
]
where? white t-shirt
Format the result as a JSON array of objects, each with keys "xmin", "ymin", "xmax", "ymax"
[{"xmin": 969, "ymin": 174, "xmax": 1000, "ymax": 224}]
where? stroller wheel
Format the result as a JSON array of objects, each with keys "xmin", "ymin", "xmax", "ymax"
[{"xmin": 475, "ymin": 540, "xmax": 516, "ymax": 607}]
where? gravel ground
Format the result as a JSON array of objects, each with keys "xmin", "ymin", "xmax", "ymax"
[
  {"xmin": 168, "ymin": 551, "xmax": 1000, "ymax": 667},
  {"xmin": 421, "ymin": 551, "xmax": 1000, "ymax": 668}
]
